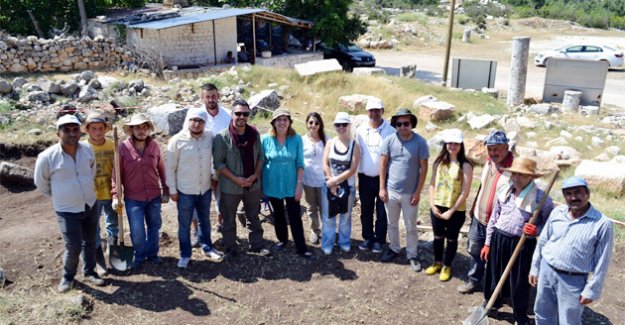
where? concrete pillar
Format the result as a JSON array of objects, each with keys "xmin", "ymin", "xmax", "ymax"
[
  {"xmin": 462, "ymin": 28, "xmax": 472, "ymax": 43},
  {"xmin": 562, "ymin": 90, "xmax": 583, "ymax": 113},
  {"xmin": 507, "ymin": 36, "xmax": 531, "ymax": 106}
]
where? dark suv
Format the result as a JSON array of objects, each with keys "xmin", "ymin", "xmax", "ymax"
[{"xmin": 318, "ymin": 43, "xmax": 376, "ymax": 72}]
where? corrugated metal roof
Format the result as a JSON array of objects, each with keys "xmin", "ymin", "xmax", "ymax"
[{"xmin": 128, "ymin": 8, "xmax": 265, "ymax": 30}]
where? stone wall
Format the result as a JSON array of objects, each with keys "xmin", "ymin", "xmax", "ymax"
[
  {"xmin": 255, "ymin": 52, "xmax": 324, "ymax": 69},
  {"xmin": 0, "ymin": 35, "xmax": 130, "ymax": 74},
  {"xmin": 126, "ymin": 17, "xmax": 237, "ymax": 68}
]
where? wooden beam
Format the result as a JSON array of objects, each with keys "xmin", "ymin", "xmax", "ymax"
[
  {"xmin": 252, "ymin": 14, "xmax": 256, "ymax": 64},
  {"xmin": 212, "ymin": 20, "xmax": 217, "ymax": 66}
]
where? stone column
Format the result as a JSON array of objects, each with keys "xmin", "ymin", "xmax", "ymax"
[
  {"xmin": 562, "ymin": 90, "xmax": 583, "ymax": 113},
  {"xmin": 462, "ymin": 28, "xmax": 472, "ymax": 43},
  {"xmin": 507, "ymin": 36, "xmax": 531, "ymax": 106}
]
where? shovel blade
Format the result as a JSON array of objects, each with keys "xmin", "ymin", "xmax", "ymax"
[
  {"xmin": 462, "ymin": 306, "xmax": 488, "ymax": 325},
  {"xmin": 109, "ymin": 243, "xmax": 134, "ymax": 272}
]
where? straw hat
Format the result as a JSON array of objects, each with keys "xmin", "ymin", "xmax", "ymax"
[
  {"xmin": 123, "ymin": 113, "xmax": 155, "ymax": 136},
  {"xmin": 80, "ymin": 111, "xmax": 112, "ymax": 133},
  {"xmin": 271, "ymin": 109, "xmax": 291, "ymax": 122},
  {"xmin": 503, "ymin": 157, "xmax": 542, "ymax": 177}
]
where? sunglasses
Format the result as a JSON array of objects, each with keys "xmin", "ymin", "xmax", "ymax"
[
  {"xmin": 234, "ymin": 111, "xmax": 250, "ymax": 117},
  {"xmin": 307, "ymin": 121, "xmax": 320, "ymax": 126},
  {"xmin": 394, "ymin": 121, "xmax": 411, "ymax": 128},
  {"xmin": 334, "ymin": 123, "xmax": 349, "ymax": 128}
]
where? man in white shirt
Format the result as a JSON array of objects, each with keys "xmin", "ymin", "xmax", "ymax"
[
  {"xmin": 167, "ymin": 107, "xmax": 223, "ymax": 268},
  {"xmin": 34, "ymin": 115, "xmax": 105, "ymax": 293},
  {"xmin": 355, "ymin": 97, "xmax": 395, "ymax": 253}
]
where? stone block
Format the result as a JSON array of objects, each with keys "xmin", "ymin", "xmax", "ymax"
[
  {"xmin": 575, "ymin": 160, "xmax": 625, "ymax": 195},
  {"xmin": 419, "ymin": 101, "xmax": 455, "ymax": 121},
  {"xmin": 147, "ymin": 103, "xmax": 189, "ymax": 135},
  {"xmin": 352, "ymin": 68, "xmax": 386, "ymax": 76},
  {"xmin": 294, "ymin": 59, "xmax": 342, "ymax": 76}
]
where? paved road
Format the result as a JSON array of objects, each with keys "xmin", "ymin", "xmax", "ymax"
[{"xmin": 372, "ymin": 50, "xmax": 625, "ymax": 109}]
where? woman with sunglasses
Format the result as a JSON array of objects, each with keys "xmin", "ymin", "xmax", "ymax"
[
  {"xmin": 261, "ymin": 109, "xmax": 315, "ymax": 260},
  {"xmin": 320, "ymin": 112, "xmax": 361, "ymax": 255},
  {"xmin": 302, "ymin": 113, "xmax": 327, "ymax": 244},
  {"xmin": 425, "ymin": 128, "xmax": 473, "ymax": 281}
]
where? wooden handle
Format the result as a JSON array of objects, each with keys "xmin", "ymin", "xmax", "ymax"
[
  {"xmin": 482, "ymin": 170, "xmax": 560, "ymax": 312},
  {"xmin": 113, "ymin": 126, "xmax": 124, "ymax": 245}
]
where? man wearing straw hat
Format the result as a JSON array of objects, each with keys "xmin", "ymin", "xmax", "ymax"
[
  {"xmin": 81, "ymin": 111, "xmax": 117, "ymax": 274},
  {"xmin": 480, "ymin": 157, "xmax": 554, "ymax": 325},
  {"xmin": 34, "ymin": 115, "xmax": 105, "ymax": 292},
  {"xmin": 529, "ymin": 176, "xmax": 614, "ymax": 325},
  {"xmin": 112, "ymin": 113, "xmax": 169, "ymax": 270}
]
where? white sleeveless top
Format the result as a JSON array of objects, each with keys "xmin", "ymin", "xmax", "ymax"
[{"xmin": 328, "ymin": 138, "xmax": 356, "ymax": 186}]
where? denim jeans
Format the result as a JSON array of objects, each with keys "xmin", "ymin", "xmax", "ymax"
[
  {"xmin": 321, "ymin": 184, "xmax": 355, "ymax": 253},
  {"xmin": 95, "ymin": 199, "xmax": 119, "ymax": 246},
  {"xmin": 358, "ymin": 173, "xmax": 387, "ymax": 244},
  {"xmin": 125, "ymin": 197, "xmax": 162, "ymax": 262},
  {"xmin": 385, "ymin": 190, "xmax": 419, "ymax": 259},
  {"xmin": 56, "ymin": 204, "xmax": 98, "ymax": 280},
  {"xmin": 466, "ymin": 217, "xmax": 487, "ymax": 284},
  {"xmin": 177, "ymin": 190, "xmax": 213, "ymax": 258}
]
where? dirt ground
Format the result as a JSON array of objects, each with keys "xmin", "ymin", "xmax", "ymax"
[{"xmin": 1, "ymin": 145, "xmax": 624, "ymax": 325}]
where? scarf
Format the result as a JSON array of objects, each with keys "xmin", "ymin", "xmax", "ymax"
[
  {"xmin": 229, "ymin": 123, "xmax": 258, "ymax": 178},
  {"xmin": 497, "ymin": 180, "xmax": 539, "ymax": 213}
]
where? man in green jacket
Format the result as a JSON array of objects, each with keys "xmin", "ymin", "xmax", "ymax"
[{"xmin": 213, "ymin": 99, "xmax": 270, "ymax": 259}]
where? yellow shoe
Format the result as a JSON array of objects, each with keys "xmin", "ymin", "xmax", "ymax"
[
  {"xmin": 439, "ymin": 266, "xmax": 452, "ymax": 282},
  {"xmin": 425, "ymin": 263, "xmax": 443, "ymax": 275}
]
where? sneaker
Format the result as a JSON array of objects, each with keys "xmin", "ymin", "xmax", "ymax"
[
  {"xmin": 340, "ymin": 245, "xmax": 351, "ymax": 253},
  {"xmin": 300, "ymin": 251, "xmax": 317, "ymax": 261},
  {"xmin": 309, "ymin": 231, "xmax": 320, "ymax": 245},
  {"xmin": 204, "ymin": 247, "xmax": 223, "ymax": 262},
  {"xmin": 372, "ymin": 242, "xmax": 384, "ymax": 254},
  {"xmin": 358, "ymin": 240, "xmax": 372, "ymax": 251},
  {"xmin": 250, "ymin": 247, "xmax": 271, "ymax": 257},
  {"xmin": 425, "ymin": 263, "xmax": 443, "ymax": 275},
  {"xmin": 322, "ymin": 249, "xmax": 332, "ymax": 256},
  {"xmin": 457, "ymin": 280, "xmax": 481, "ymax": 294},
  {"xmin": 439, "ymin": 266, "xmax": 452, "ymax": 282},
  {"xmin": 177, "ymin": 257, "xmax": 190, "ymax": 269},
  {"xmin": 410, "ymin": 258, "xmax": 422, "ymax": 272},
  {"xmin": 191, "ymin": 229, "xmax": 200, "ymax": 248},
  {"xmin": 58, "ymin": 277, "xmax": 72, "ymax": 293},
  {"xmin": 381, "ymin": 249, "xmax": 398, "ymax": 262},
  {"xmin": 275, "ymin": 241, "xmax": 288, "ymax": 251},
  {"xmin": 85, "ymin": 274, "xmax": 105, "ymax": 286}
]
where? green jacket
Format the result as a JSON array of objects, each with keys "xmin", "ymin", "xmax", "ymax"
[{"xmin": 212, "ymin": 127, "xmax": 262, "ymax": 194}]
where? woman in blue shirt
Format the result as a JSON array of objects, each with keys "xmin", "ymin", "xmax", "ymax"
[{"xmin": 262, "ymin": 109, "xmax": 315, "ymax": 260}]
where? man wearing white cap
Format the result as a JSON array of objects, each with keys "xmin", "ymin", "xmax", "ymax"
[
  {"xmin": 34, "ymin": 115, "xmax": 105, "ymax": 292},
  {"xmin": 355, "ymin": 97, "xmax": 395, "ymax": 253},
  {"xmin": 529, "ymin": 176, "xmax": 614, "ymax": 325},
  {"xmin": 167, "ymin": 107, "xmax": 223, "ymax": 268}
]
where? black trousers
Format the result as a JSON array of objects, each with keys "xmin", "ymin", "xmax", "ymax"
[
  {"xmin": 358, "ymin": 173, "xmax": 387, "ymax": 244},
  {"xmin": 269, "ymin": 196, "xmax": 308, "ymax": 255},
  {"xmin": 430, "ymin": 206, "xmax": 466, "ymax": 266},
  {"xmin": 484, "ymin": 228, "xmax": 536, "ymax": 324}
]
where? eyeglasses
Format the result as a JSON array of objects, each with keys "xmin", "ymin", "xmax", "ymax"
[
  {"xmin": 394, "ymin": 121, "xmax": 411, "ymax": 128},
  {"xmin": 234, "ymin": 111, "xmax": 250, "ymax": 117},
  {"xmin": 189, "ymin": 118, "xmax": 205, "ymax": 123},
  {"xmin": 307, "ymin": 121, "xmax": 320, "ymax": 126},
  {"xmin": 334, "ymin": 123, "xmax": 349, "ymax": 128}
]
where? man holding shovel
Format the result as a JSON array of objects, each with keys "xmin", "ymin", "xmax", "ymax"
[
  {"xmin": 34, "ymin": 115, "xmax": 105, "ymax": 292},
  {"xmin": 529, "ymin": 176, "xmax": 614, "ymax": 325},
  {"xmin": 480, "ymin": 157, "xmax": 554, "ymax": 325}
]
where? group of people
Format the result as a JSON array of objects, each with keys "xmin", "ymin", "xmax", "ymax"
[{"xmin": 34, "ymin": 83, "xmax": 614, "ymax": 325}]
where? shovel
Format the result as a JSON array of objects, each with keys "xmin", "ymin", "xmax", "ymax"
[
  {"xmin": 463, "ymin": 170, "xmax": 559, "ymax": 325},
  {"xmin": 108, "ymin": 126, "xmax": 134, "ymax": 272}
]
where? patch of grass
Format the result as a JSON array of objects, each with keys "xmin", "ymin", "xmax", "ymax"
[
  {"xmin": 0, "ymin": 100, "xmax": 14, "ymax": 114},
  {"xmin": 396, "ymin": 12, "xmax": 428, "ymax": 26}
]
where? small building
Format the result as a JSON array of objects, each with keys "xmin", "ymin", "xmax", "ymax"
[{"xmin": 89, "ymin": 5, "xmax": 322, "ymax": 72}]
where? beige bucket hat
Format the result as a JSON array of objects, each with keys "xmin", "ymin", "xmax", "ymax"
[
  {"xmin": 123, "ymin": 113, "xmax": 155, "ymax": 136},
  {"xmin": 80, "ymin": 111, "xmax": 112, "ymax": 133}
]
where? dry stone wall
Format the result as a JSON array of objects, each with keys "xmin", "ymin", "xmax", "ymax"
[{"xmin": 0, "ymin": 35, "xmax": 131, "ymax": 74}]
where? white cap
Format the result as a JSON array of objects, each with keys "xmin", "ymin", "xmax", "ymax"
[
  {"xmin": 56, "ymin": 115, "xmax": 81, "ymax": 129},
  {"xmin": 443, "ymin": 128, "xmax": 464, "ymax": 143},
  {"xmin": 333, "ymin": 112, "xmax": 351, "ymax": 124},
  {"xmin": 365, "ymin": 97, "xmax": 384, "ymax": 110},
  {"xmin": 186, "ymin": 107, "xmax": 208, "ymax": 122}
]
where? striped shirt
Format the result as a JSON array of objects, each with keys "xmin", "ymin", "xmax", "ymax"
[
  {"xmin": 485, "ymin": 186, "xmax": 553, "ymax": 246},
  {"xmin": 530, "ymin": 204, "xmax": 614, "ymax": 300},
  {"xmin": 473, "ymin": 154, "xmax": 513, "ymax": 225}
]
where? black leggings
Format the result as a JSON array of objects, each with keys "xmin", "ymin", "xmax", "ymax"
[
  {"xmin": 269, "ymin": 196, "xmax": 308, "ymax": 255},
  {"xmin": 430, "ymin": 205, "xmax": 466, "ymax": 266}
]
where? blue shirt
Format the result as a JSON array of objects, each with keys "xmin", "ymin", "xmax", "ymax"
[
  {"xmin": 530, "ymin": 203, "xmax": 614, "ymax": 300},
  {"xmin": 261, "ymin": 134, "xmax": 304, "ymax": 199},
  {"xmin": 380, "ymin": 132, "xmax": 429, "ymax": 194}
]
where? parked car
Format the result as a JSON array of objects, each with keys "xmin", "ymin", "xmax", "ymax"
[
  {"xmin": 317, "ymin": 43, "xmax": 376, "ymax": 71},
  {"xmin": 534, "ymin": 45, "xmax": 624, "ymax": 68}
]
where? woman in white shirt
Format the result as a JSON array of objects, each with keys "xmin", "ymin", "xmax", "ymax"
[{"xmin": 302, "ymin": 112, "xmax": 327, "ymax": 244}]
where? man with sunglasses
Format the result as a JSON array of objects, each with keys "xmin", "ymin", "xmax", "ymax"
[
  {"xmin": 378, "ymin": 108, "xmax": 429, "ymax": 271},
  {"xmin": 34, "ymin": 115, "xmax": 105, "ymax": 292},
  {"xmin": 212, "ymin": 99, "xmax": 270, "ymax": 259},
  {"xmin": 355, "ymin": 97, "xmax": 395, "ymax": 253}
]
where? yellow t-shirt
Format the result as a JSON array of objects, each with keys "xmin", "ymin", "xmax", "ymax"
[
  {"xmin": 84, "ymin": 138, "xmax": 114, "ymax": 200},
  {"xmin": 433, "ymin": 161, "xmax": 466, "ymax": 211}
]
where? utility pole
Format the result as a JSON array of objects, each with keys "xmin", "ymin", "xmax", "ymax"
[{"xmin": 441, "ymin": 0, "xmax": 457, "ymax": 86}]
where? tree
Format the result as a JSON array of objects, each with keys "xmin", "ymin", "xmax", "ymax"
[{"xmin": 78, "ymin": 0, "xmax": 88, "ymax": 37}]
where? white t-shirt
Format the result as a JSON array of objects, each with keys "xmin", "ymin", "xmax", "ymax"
[
  {"xmin": 207, "ymin": 104, "xmax": 232, "ymax": 134},
  {"xmin": 355, "ymin": 119, "xmax": 395, "ymax": 177},
  {"xmin": 302, "ymin": 134, "xmax": 326, "ymax": 187}
]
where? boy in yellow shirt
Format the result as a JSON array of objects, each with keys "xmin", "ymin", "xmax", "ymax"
[{"xmin": 81, "ymin": 112, "xmax": 118, "ymax": 274}]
